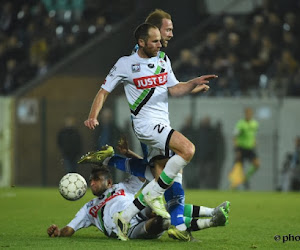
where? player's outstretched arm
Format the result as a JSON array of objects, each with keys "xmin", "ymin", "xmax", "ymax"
[
  {"xmin": 47, "ymin": 224, "xmax": 75, "ymax": 237},
  {"xmin": 84, "ymin": 88, "xmax": 110, "ymax": 130},
  {"xmin": 169, "ymin": 75, "xmax": 218, "ymax": 97}
]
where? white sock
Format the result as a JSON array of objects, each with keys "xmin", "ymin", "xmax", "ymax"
[
  {"xmin": 199, "ymin": 206, "xmax": 214, "ymax": 217},
  {"xmin": 163, "ymin": 155, "xmax": 188, "ymax": 180},
  {"xmin": 173, "ymin": 173, "xmax": 183, "ymax": 184},
  {"xmin": 176, "ymin": 223, "xmax": 187, "ymax": 231},
  {"xmin": 121, "ymin": 203, "xmax": 140, "ymax": 223},
  {"xmin": 141, "ymin": 179, "xmax": 156, "ymax": 196},
  {"xmin": 196, "ymin": 218, "xmax": 212, "ymax": 229},
  {"xmin": 151, "ymin": 155, "xmax": 188, "ymax": 197}
]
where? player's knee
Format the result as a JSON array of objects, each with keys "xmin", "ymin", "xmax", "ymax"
[
  {"xmin": 184, "ymin": 142, "xmax": 195, "ymax": 162},
  {"xmin": 146, "ymin": 216, "xmax": 169, "ymax": 235}
]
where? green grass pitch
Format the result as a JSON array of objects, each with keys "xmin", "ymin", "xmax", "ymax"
[{"xmin": 1, "ymin": 187, "xmax": 300, "ymax": 249}]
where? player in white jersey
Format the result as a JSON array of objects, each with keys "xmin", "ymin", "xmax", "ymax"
[
  {"xmin": 47, "ymin": 167, "xmax": 170, "ymax": 239},
  {"xmin": 84, "ymin": 23, "xmax": 217, "ymax": 241},
  {"xmin": 80, "ymin": 10, "xmax": 221, "ymax": 242},
  {"xmin": 47, "ymin": 166, "xmax": 229, "ymax": 240}
]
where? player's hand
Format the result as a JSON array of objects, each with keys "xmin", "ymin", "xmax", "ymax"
[
  {"xmin": 195, "ymin": 74, "xmax": 218, "ymax": 85},
  {"xmin": 84, "ymin": 118, "xmax": 99, "ymax": 130},
  {"xmin": 47, "ymin": 224, "xmax": 61, "ymax": 237},
  {"xmin": 117, "ymin": 135, "xmax": 129, "ymax": 155},
  {"xmin": 191, "ymin": 84, "xmax": 210, "ymax": 94}
]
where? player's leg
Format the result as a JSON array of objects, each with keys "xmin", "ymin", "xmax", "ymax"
[
  {"xmin": 245, "ymin": 154, "xmax": 260, "ymax": 181},
  {"xmin": 182, "ymin": 206, "xmax": 229, "ymax": 232},
  {"xmin": 115, "ymin": 125, "xmax": 193, "ymax": 239},
  {"xmin": 143, "ymin": 159, "xmax": 190, "ymax": 239},
  {"xmin": 127, "ymin": 216, "xmax": 170, "ymax": 239},
  {"xmin": 78, "ymin": 145, "xmax": 149, "ymax": 178},
  {"xmin": 144, "ymin": 130, "xmax": 194, "ymax": 203},
  {"xmin": 121, "ymin": 129, "xmax": 189, "ymax": 222},
  {"xmin": 143, "ymin": 131, "xmax": 194, "ymax": 240},
  {"xmin": 78, "ymin": 145, "xmax": 115, "ymax": 164},
  {"xmin": 164, "ymin": 172, "xmax": 186, "ymax": 228},
  {"xmin": 184, "ymin": 201, "xmax": 231, "ymax": 218}
]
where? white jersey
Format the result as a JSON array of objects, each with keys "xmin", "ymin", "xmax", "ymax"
[
  {"xmin": 101, "ymin": 51, "xmax": 179, "ymax": 124},
  {"xmin": 67, "ymin": 176, "xmax": 144, "ymax": 237}
]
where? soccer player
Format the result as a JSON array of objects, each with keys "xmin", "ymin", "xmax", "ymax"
[
  {"xmin": 79, "ymin": 139, "xmax": 230, "ymax": 241},
  {"xmin": 47, "ymin": 166, "xmax": 228, "ymax": 240},
  {"xmin": 229, "ymin": 107, "xmax": 260, "ymax": 189},
  {"xmin": 47, "ymin": 166, "xmax": 168, "ymax": 239},
  {"xmin": 83, "ymin": 22, "xmax": 217, "ymax": 240},
  {"xmin": 81, "ymin": 10, "xmax": 214, "ymax": 241}
]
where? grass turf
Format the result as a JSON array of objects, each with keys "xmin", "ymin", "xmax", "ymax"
[{"xmin": 1, "ymin": 187, "xmax": 299, "ymax": 249}]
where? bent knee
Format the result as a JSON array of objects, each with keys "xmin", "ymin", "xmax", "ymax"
[{"xmin": 184, "ymin": 143, "xmax": 195, "ymax": 162}]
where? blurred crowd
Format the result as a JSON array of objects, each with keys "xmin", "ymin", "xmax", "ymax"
[
  {"xmin": 180, "ymin": 116, "xmax": 225, "ymax": 189},
  {"xmin": 175, "ymin": 0, "xmax": 300, "ymax": 97},
  {"xmin": 1, "ymin": 0, "xmax": 300, "ymax": 97},
  {"xmin": 0, "ymin": 0, "xmax": 134, "ymax": 95}
]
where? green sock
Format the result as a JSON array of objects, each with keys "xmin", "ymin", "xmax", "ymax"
[
  {"xmin": 183, "ymin": 204, "xmax": 193, "ymax": 217},
  {"xmin": 184, "ymin": 217, "xmax": 192, "ymax": 228},
  {"xmin": 246, "ymin": 165, "xmax": 257, "ymax": 180}
]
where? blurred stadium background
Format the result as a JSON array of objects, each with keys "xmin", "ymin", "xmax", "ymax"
[{"xmin": 0, "ymin": 0, "xmax": 300, "ymax": 191}]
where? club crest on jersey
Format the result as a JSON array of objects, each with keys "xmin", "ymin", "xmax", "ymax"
[
  {"xmin": 133, "ymin": 72, "xmax": 168, "ymax": 89},
  {"xmin": 131, "ymin": 64, "xmax": 140, "ymax": 73},
  {"xmin": 158, "ymin": 59, "xmax": 166, "ymax": 68}
]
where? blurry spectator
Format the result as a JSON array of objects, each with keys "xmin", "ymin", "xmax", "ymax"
[
  {"xmin": 179, "ymin": 115, "xmax": 197, "ymax": 188},
  {"xmin": 57, "ymin": 116, "xmax": 82, "ymax": 173},
  {"xmin": 180, "ymin": 115, "xmax": 196, "ymax": 141},
  {"xmin": 194, "ymin": 116, "xmax": 218, "ymax": 189},
  {"xmin": 250, "ymin": 15, "xmax": 265, "ymax": 37},
  {"xmin": 3, "ymin": 58, "xmax": 19, "ymax": 94},
  {"xmin": 0, "ymin": 42, "xmax": 6, "ymax": 93},
  {"xmin": 212, "ymin": 52, "xmax": 241, "ymax": 96},
  {"xmin": 251, "ymin": 36, "xmax": 277, "ymax": 76},
  {"xmin": 198, "ymin": 32, "xmax": 222, "ymax": 70},
  {"xmin": 281, "ymin": 31, "xmax": 300, "ymax": 61},
  {"xmin": 218, "ymin": 16, "xmax": 241, "ymax": 43},
  {"xmin": 287, "ymin": 68, "xmax": 300, "ymax": 97},
  {"xmin": 264, "ymin": 12, "xmax": 282, "ymax": 42},
  {"xmin": 278, "ymin": 136, "xmax": 300, "ymax": 191},
  {"xmin": 175, "ymin": 49, "xmax": 200, "ymax": 81},
  {"xmin": 29, "ymin": 36, "xmax": 48, "ymax": 63},
  {"xmin": 0, "ymin": 2, "xmax": 15, "ymax": 34},
  {"xmin": 95, "ymin": 107, "xmax": 122, "ymax": 150},
  {"xmin": 268, "ymin": 49, "xmax": 299, "ymax": 96},
  {"xmin": 283, "ymin": 12, "xmax": 300, "ymax": 40},
  {"xmin": 288, "ymin": 136, "xmax": 300, "ymax": 190},
  {"xmin": 215, "ymin": 120, "xmax": 226, "ymax": 188}
]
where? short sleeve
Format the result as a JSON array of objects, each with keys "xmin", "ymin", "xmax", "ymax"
[{"xmin": 101, "ymin": 57, "xmax": 127, "ymax": 93}]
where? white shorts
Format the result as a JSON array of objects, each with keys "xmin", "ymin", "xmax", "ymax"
[{"xmin": 132, "ymin": 119, "xmax": 175, "ymax": 162}]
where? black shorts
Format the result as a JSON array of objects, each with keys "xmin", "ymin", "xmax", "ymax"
[{"xmin": 236, "ymin": 147, "xmax": 257, "ymax": 162}]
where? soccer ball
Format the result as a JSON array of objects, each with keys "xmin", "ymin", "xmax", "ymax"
[{"xmin": 59, "ymin": 173, "xmax": 87, "ymax": 201}]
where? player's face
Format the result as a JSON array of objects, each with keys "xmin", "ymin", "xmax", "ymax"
[
  {"xmin": 90, "ymin": 174, "xmax": 111, "ymax": 196},
  {"xmin": 160, "ymin": 18, "xmax": 173, "ymax": 47},
  {"xmin": 141, "ymin": 28, "xmax": 162, "ymax": 58}
]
